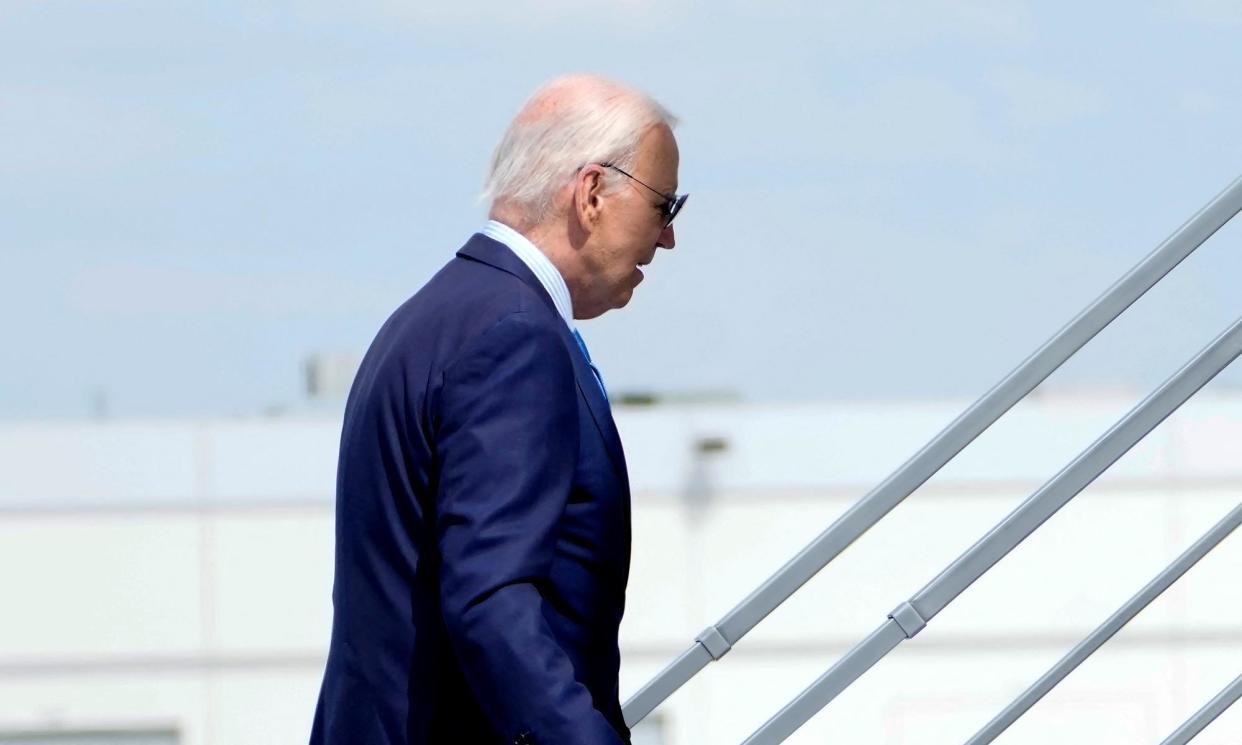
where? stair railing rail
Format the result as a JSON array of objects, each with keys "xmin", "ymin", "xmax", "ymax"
[
  {"xmin": 964, "ymin": 501, "xmax": 1242, "ymax": 744},
  {"xmin": 1158, "ymin": 673, "xmax": 1242, "ymax": 745},
  {"xmin": 742, "ymin": 315, "xmax": 1242, "ymax": 744},
  {"xmin": 620, "ymin": 174, "xmax": 1242, "ymax": 740}
]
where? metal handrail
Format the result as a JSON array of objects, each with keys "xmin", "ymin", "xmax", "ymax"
[
  {"xmin": 740, "ymin": 315, "xmax": 1242, "ymax": 744},
  {"xmin": 1158, "ymin": 673, "xmax": 1242, "ymax": 745},
  {"xmin": 624, "ymin": 174, "xmax": 1242, "ymax": 728},
  {"xmin": 964, "ymin": 501, "xmax": 1242, "ymax": 744}
]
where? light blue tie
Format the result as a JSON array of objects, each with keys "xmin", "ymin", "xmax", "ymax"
[{"xmin": 572, "ymin": 329, "xmax": 609, "ymax": 402}]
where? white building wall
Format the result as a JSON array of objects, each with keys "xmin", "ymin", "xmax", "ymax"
[{"xmin": 0, "ymin": 394, "xmax": 1239, "ymax": 744}]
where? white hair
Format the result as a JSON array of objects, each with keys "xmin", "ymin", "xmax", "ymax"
[{"xmin": 482, "ymin": 74, "xmax": 678, "ymax": 227}]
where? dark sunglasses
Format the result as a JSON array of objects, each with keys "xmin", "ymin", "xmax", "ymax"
[{"xmin": 597, "ymin": 162, "xmax": 688, "ymax": 229}]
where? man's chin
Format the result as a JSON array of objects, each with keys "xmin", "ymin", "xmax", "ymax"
[{"xmin": 615, "ymin": 285, "xmax": 636, "ymax": 308}]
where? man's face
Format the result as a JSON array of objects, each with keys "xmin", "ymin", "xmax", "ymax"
[{"xmin": 576, "ymin": 124, "xmax": 679, "ymax": 318}]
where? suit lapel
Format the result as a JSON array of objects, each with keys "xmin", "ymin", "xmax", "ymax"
[
  {"xmin": 557, "ymin": 323, "xmax": 630, "ymax": 487},
  {"xmin": 457, "ymin": 234, "xmax": 630, "ymax": 486}
]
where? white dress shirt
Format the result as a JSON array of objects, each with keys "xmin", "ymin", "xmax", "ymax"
[{"xmin": 480, "ymin": 220, "xmax": 575, "ymax": 329}]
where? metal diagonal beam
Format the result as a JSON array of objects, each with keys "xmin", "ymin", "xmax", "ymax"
[
  {"xmin": 1159, "ymin": 674, "xmax": 1242, "ymax": 745},
  {"xmin": 623, "ymin": 174, "xmax": 1242, "ymax": 727},
  {"xmin": 965, "ymin": 501, "xmax": 1242, "ymax": 744},
  {"xmin": 739, "ymin": 315, "xmax": 1242, "ymax": 745}
]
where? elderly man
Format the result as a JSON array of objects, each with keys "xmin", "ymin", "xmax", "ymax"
[{"xmin": 310, "ymin": 75, "xmax": 685, "ymax": 745}]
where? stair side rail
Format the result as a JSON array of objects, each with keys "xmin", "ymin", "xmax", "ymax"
[
  {"xmin": 624, "ymin": 174, "xmax": 1242, "ymax": 727},
  {"xmin": 1158, "ymin": 673, "xmax": 1242, "ymax": 745},
  {"xmin": 965, "ymin": 501, "xmax": 1242, "ymax": 744},
  {"xmin": 738, "ymin": 314, "xmax": 1242, "ymax": 745}
]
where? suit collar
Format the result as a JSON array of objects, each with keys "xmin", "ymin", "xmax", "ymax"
[
  {"xmin": 457, "ymin": 233, "xmax": 560, "ymax": 318},
  {"xmin": 457, "ymin": 233, "xmax": 629, "ymax": 486},
  {"xmin": 479, "ymin": 220, "xmax": 575, "ymax": 326}
]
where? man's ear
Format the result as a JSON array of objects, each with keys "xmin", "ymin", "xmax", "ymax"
[{"xmin": 575, "ymin": 165, "xmax": 607, "ymax": 229}]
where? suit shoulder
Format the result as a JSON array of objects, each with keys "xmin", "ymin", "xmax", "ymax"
[
  {"xmin": 364, "ymin": 256, "xmax": 564, "ymax": 376},
  {"xmin": 382, "ymin": 255, "xmax": 556, "ymax": 332}
]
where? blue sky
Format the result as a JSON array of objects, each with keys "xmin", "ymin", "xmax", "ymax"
[{"xmin": 3, "ymin": 0, "xmax": 1241, "ymax": 419}]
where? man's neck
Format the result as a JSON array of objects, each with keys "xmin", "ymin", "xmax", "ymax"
[
  {"xmin": 527, "ymin": 229, "xmax": 587, "ymax": 319},
  {"xmin": 482, "ymin": 218, "xmax": 580, "ymax": 324},
  {"xmin": 492, "ymin": 213, "xmax": 586, "ymax": 317}
]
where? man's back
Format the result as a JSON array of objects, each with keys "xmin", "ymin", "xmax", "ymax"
[
  {"xmin": 310, "ymin": 235, "xmax": 632, "ymax": 745},
  {"xmin": 310, "ymin": 72, "xmax": 683, "ymax": 745}
]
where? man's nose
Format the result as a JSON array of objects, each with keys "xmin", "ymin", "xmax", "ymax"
[{"xmin": 657, "ymin": 224, "xmax": 676, "ymax": 250}]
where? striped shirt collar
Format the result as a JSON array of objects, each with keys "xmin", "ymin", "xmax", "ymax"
[{"xmin": 481, "ymin": 220, "xmax": 575, "ymax": 328}]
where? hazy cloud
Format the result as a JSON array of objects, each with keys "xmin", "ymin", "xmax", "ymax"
[
  {"xmin": 812, "ymin": 0, "xmax": 1037, "ymax": 51},
  {"xmin": 354, "ymin": 0, "xmax": 663, "ymax": 29},
  {"xmin": 1176, "ymin": 0, "xmax": 1242, "ymax": 26},
  {"xmin": 68, "ymin": 265, "xmax": 410, "ymax": 317},
  {"xmin": 5, "ymin": 0, "xmax": 1240, "ymax": 418},
  {"xmin": 0, "ymin": 85, "xmax": 180, "ymax": 175},
  {"xmin": 819, "ymin": 76, "xmax": 1024, "ymax": 168},
  {"xmin": 988, "ymin": 69, "xmax": 1109, "ymax": 129},
  {"xmin": 328, "ymin": 0, "xmax": 1036, "ymax": 50},
  {"xmin": 1177, "ymin": 88, "xmax": 1223, "ymax": 117}
]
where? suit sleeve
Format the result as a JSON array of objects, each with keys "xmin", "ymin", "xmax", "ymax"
[{"xmin": 435, "ymin": 311, "xmax": 626, "ymax": 745}]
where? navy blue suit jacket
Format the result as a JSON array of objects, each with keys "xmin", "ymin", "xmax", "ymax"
[{"xmin": 310, "ymin": 234, "xmax": 632, "ymax": 745}]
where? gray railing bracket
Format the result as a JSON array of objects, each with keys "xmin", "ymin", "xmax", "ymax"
[
  {"xmin": 695, "ymin": 625, "xmax": 733, "ymax": 660},
  {"xmin": 888, "ymin": 601, "xmax": 927, "ymax": 639}
]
